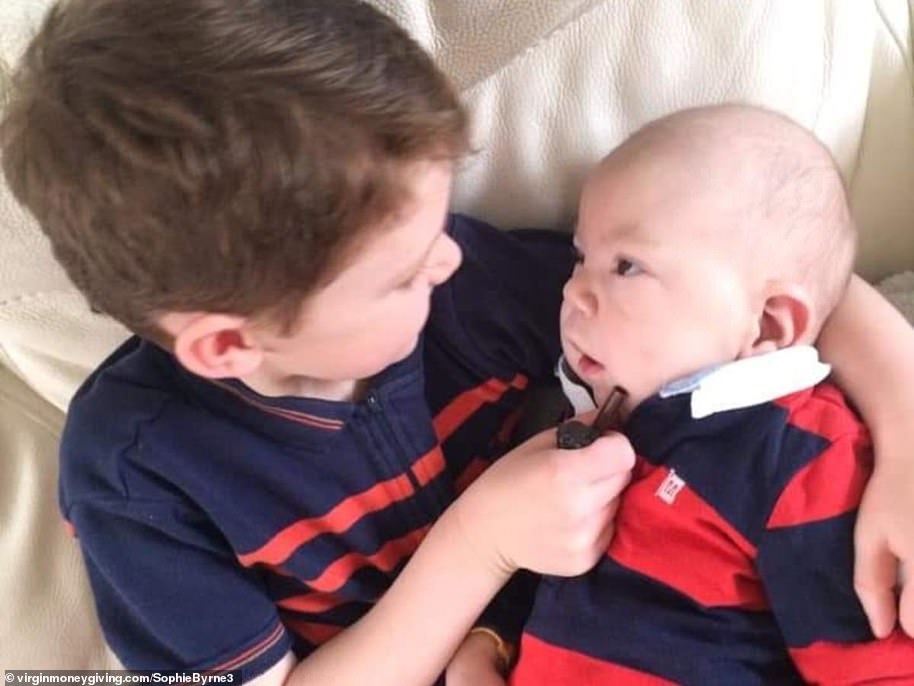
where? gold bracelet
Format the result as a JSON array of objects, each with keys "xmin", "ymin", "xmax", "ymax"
[{"xmin": 468, "ymin": 626, "xmax": 514, "ymax": 674}]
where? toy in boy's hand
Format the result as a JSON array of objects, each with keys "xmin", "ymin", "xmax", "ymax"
[{"xmin": 557, "ymin": 385, "xmax": 628, "ymax": 449}]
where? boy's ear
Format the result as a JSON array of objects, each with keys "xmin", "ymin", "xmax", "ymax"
[
  {"xmin": 742, "ymin": 283, "xmax": 814, "ymax": 357},
  {"xmin": 166, "ymin": 313, "xmax": 264, "ymax": 379}
]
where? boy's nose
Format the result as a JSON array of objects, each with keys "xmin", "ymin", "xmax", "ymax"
[{"xmin": 563, "ymin": 274, "xmax": 598, "ymax": 318}]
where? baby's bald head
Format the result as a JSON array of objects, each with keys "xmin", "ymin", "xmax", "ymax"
[{"xmin": 599, "ymin": 104, "xmax": 856, "ymax": 338}]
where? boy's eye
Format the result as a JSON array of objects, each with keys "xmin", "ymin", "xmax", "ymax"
[
  {"xmin": 615, "ymin": 258, "xmax": 642, "ymax": 277},
  {"xmin": 571, "ymin": 245, "xmax": 585, "ymax": 264},
  {"xmin": 397, "ymin": 272, "xmax": 420, "ymax": 290}
]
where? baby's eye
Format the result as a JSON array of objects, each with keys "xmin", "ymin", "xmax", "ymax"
[
  {"xmin": 571, "ymin": 245, "xmax": 585, "ymax": 265},
  {"xmin": 615, "ymin": 258, "xmax": 643, "ymax": 277}
]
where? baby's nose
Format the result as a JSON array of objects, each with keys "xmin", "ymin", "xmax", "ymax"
[{"xmin": 563, "ymin": 276, "xmax": 598, "ymax": 318}]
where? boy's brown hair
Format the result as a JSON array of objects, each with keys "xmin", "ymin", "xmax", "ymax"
[{"xmin": 1, "ymin": 0, "xmax": 468, "ymax": 343}]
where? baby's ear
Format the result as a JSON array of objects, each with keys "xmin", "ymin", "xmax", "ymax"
[
  {"xmin": 164, "ymin": 312, "xmax": 264, "ymax": 379},
  {"xmin": 742, "ymin": 283, "xmax": 814, "ymax": 357}
]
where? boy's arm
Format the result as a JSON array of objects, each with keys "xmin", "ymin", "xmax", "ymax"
[
  {"xmin": 817, "ymin": 275, "xmax": 914, "ymax": 636},
  {"xmin": 757, "ymin": 428, "xmax": 914, "ymax": 684},
  {"xmin": 77, "ymin": 425, "xmax": 631, "ymax": 685},
  {"xmin": 261, "ymin": 498, "xmax": 510, "ymax": 686},
  {"xmin": 269, "ymin": 428, "xmax": 632, "ymax": 686}
]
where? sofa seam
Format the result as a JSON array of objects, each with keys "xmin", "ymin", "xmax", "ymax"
[
  {"xmin": 874, "ymin": 0, "xmax": 913, "ymax": 82},
  {"xmin": 459, "ymin": 0, "xmax": 613, "ymax": 94},
  {"xmin": 848, "ymin": 0, "xmax": 914, "ymax": 200}
]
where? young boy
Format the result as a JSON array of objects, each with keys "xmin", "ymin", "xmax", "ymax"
[
  {"xmin": 0, "ymin": 2, "xmax": 634, "ymax": 684},
  {"xmin": 1, "ymin": 2, "xmax": 912, "ymax": 685},
  {"xmin": 509, "ymin": 105, "xmax": 914, "ymax": 684}
]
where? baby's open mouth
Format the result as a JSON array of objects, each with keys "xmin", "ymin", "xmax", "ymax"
[{"xmin": 577, "ymin": 351, "xmax": 605, "ymax": 379}]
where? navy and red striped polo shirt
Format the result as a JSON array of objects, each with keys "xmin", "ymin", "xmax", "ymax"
[
  {"xmin": 512, "ymin": 349, "xmax": 914, "ymax": 685},
  {"xmin": 59, "ymin": 214, "xmax": 571, "ymax": 679}
]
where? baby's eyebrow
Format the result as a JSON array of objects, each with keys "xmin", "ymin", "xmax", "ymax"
[{"xmin": 608, "ymin": 222, "xmax": 663, "ymax": 248}]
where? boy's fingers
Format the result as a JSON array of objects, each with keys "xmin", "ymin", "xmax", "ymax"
[
  {"xmin": 520, "ymin": 425, "xmax": 566, "ymax": 450},
  {"xmin": 512, "ymin": 424, "xmax": 634, "ymax": 485},
  {"xmin": 594, "ymin": 471, "xmax": 632, "ymax": 502},
  {"xmin": 593, "ymin": 507, "xmax": 620, "ymax": 553},
  {"xmin": 854, "ymin": 541, "xmax": 898, "ymax": 639},
  {"xmin": 569, "ymin": 432, "xmax": 636, "ymax": 482}
]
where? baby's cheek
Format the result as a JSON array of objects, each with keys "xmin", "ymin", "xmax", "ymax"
[
  {"xmin": 558, "ymin": 299, "xmax": 573, "ymax": 325},
  {"xmin": 558, "ymin": 309, "xmax": 575, "ymax": 343}
]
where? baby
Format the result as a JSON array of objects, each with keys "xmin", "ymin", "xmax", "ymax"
[{"xmin": 511, "ymin": 105, "xmax": 914, "ymax": 684}]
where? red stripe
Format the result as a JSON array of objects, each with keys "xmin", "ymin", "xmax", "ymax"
[
  {"xmin": 411, "ymin": 445, "xmax": 446, "ymax": 487},
  {"xmin": 609, "ymin": 459, "xmax": 766, "ymax": 609},
  {"xmin": 495, "ymin": 407, "xmax": 523, "ymax": 445},
  {"xmin": 205, "ymin": 621, "xmax": 285, "ymax": 673},
  {"xmin": 238, "ymin": 448, "xmax": 442, "ymax": 566},
  {"xmin": 774, "ymin": 384, "xmax": 862, "ymax": 443},
  {"xmin": 455, "ymin": 457, "xmax": 490, "ymax": 495},
  {"xmin": 306, "ymin": 525, "xmax": 429, "ymax": 594},
  {"xmin": 276, "ymin": 592, "xmax": 349, "ymax": 615},
  {"xmin": 434, "ymin": 375, "xmax": 528, "ymax": 441},
  {"xmin": 767, "ymin": 431, "xmax": 872, "ymax": 529},
  {"xmin": 511, "ymin": 633, "xmax": 677, "ymax": 685},
  {"xmin": 210, "ymin": 380, "xmax": 343, "ymax": 430},
  {"xmin": 285, "ymin": 618, "xmax": 344, "ymax": 647},
  {"xmin": 788, "ymin": 630, "xmax": 914, "ymax": 683}
]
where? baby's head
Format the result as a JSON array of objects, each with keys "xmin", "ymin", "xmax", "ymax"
[{"xmin": 561, "ymin": 104, "xmax": 856, "ymax": 409}]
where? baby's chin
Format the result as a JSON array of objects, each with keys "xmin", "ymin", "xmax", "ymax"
[
  {"xmin": 591, "ymin": 379, "xmax": 628, "ymax": 406},
  {"xmin": 591, "ymin": 378, "xmax": 658, "ymax": 421}
]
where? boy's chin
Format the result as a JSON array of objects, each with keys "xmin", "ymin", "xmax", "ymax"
[
  {"xmin": 376, "ymin": 335, "xmax": 421, "ymax": 370},
  {"xmin": 397, "ymin": 334, "xmax": 421, "ymax": 358}
]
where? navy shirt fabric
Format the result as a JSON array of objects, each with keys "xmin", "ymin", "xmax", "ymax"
[
  {"xmin": 512, "ymin": 383, "xmax": 914, "ymax": 685},
  {"xmin": 59, "ymin": 214, "xmax": 571, "ymax": 679}
]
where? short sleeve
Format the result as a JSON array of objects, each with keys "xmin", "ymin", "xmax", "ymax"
[{"xmin": 68, "ymin": 497, "xmax": 291, "ymax": 680}]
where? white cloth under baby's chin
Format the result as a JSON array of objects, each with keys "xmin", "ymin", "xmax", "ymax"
[
  {"xmin": 556, "ymin": 346, "xmax": 832, "ymax": 420},
  {"xmin": 660, "ymin": 346, "xmax": 831, "ymax": 419},
  {"xmin": 556, "ymin": 357, "xmax": 597, "ymax": 414}
]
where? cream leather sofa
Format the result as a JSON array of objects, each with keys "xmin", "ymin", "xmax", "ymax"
[{"xmin": 2, "ymin": 0, "xmax": 913, "ymax": 670}]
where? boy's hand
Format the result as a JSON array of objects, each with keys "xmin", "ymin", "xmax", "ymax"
[
  {"xmin": 452, "ymin": 415, "xmax": 635, "ymax": 578},
  {"xmin": 445, "ymin": 632, "xmax": 507, "ymax": 686},
  {"xmin": 855, "ymin": 456, "xmax": 914, "ymax": 638}
]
